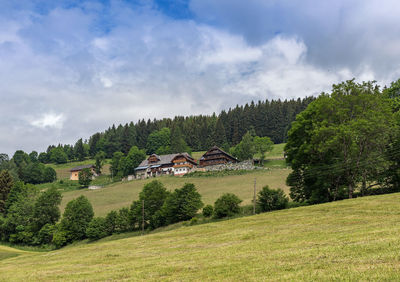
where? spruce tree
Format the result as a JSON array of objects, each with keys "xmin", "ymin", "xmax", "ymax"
[
  {"xmin": 213, "ymin": 118, "xmax": 227, "ymax": 147},
  {"xmin": 0, "ymin": 170, "xmax": 14, "ymax": 214},
  {"xmin": 74, "ymin": 138, "xmax": 85, "ymax": 161},
  {"xmin": 170, "ymin": 125, "xmax": 190, "ymax": 153}
]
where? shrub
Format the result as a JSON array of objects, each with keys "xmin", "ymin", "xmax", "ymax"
[
  {"xmin": 52, "ymin": 227, "xmax": 67, "ymax": 249},
  {"xmin": 202, "ymin": 205, "xmax": 213, "ymax": 217},
  {"xmin": 105, "ymin": 210, "xmax": 118, "ymax": 235},
  {"xmin": 189, "ymin": 217, "xmax": 198, "ymax": 225},
  {"xmin": 43, "ymin": 167, "xmax": 57, "ymax": 183},
  {"xmin": 213, "ymin": 193, "xmax": 242, "ymax": 218},
  {"xmin": 36, "ymin": 223, "xmax": 56, "ymax": 245},
  {"xmin": 86, "ymin": 217, "xmax": 108, "ymax": 240},
  {"xmin": 115, "ymin": 207, "xmax": 131, "ymax": 233},
  {"xmin": 78, "ymin": 168, "xmax": 93, "ymax": 188},
  {"xmin": 256, "ymin": 185, "xmax": 288, "ymax": 213}
]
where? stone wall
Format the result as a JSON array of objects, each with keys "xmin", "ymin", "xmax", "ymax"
[{"xmin": 198, "ymin": 160, "xmax": 255, "ymax": 172}]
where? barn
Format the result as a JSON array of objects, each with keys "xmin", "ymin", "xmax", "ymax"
[
  {"xmin": 69, "ymin": 164, "xmax": 97, "ymax": 180},
  {"xmin": 199, "ymin": 146, "xmax": 238, "ymax": 167}
]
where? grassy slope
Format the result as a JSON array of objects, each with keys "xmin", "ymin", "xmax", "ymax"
[
  {"xmin": 47, "ymin": 160, "xmax": 111, "ymax": 179},
  {"xmin": 2, "ymin": 193, "xmax": 400, "ymax": 280},
  {"xmin": 57, "ymin": 144, "xmax": 288, "ymax": 216},
  {"xmin": 0, "ymin": 246, "xmax": 30, "ymax": 261},
  {"xmin": 60, "ymin": 169, "xmax": 291, "ymax": 216}
]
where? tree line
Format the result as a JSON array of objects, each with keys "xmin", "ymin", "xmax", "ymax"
[
  {"xmin": 34, "ymin": 97, "xmax": 313, "ymax": 163},
  {"xmin": 0, "ymin": 177, "xmax": 288, "ymax": 248},
  {"xmin": 0, "ymin": 152, "xmax": 57, "ymax": 185}
]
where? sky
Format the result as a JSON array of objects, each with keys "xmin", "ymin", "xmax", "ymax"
[{"xmin": 1, "ymin": 0, "xmax": 400, "ymax": 155}]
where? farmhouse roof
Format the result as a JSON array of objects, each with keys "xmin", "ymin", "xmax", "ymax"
[
  {"xmin": 136, "ymin": 153, "xmax": 192, "ymax": 170},
  {"xmin": 70, "ymin": 164, "xmax": 94, "ymax": 172},
  {"xmin": 200, "ymin": 146, "xmax": 238, "ymax": 162},
  {"xmin": 172, "ymin": 153, "xmax": 197, "ymax": 165}
]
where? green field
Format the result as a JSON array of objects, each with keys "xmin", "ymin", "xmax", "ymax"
[
  {"xmin": 60, "ymin": 169, "xmax": 291, "ymax": 216},
  {"xmin": 50, "ymin": 144, "xmax": 288, "ymax": 216},
  {"xmin": 2, "ymin": 193, "xmax": 400, "ymax": 280},
  {"xmin": 0, "ymin": 246, "xmax": 28, "ymax": 261}
]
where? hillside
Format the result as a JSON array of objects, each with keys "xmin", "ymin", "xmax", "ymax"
[
  {"xmin": 54, "ymin": 145, "xmax": 288, "ymax": 216},
  {"xmin": 1, "ymin": 193, "xmax": 400, "ymax": 280},
  {"xmin": 60, "ymin": 169, "xmax": 290, "ymax": 216}
]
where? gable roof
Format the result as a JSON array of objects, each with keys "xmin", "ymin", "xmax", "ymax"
[
  {"xmin": 200, "ymin": 146, "xmax": 239, "ymax": 162},
  {"xmin": 171, "ymin": 153, "xmax": 197, "ymax": 165},
  {"xmin": 136, "ymin": 153, "xmax": 192, "ymax": 169},
  {"xmin": 70, "ymin": 164, "xmax": 94, "ymax": 172}
]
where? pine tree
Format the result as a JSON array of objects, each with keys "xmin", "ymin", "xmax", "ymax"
[
  {"xmin": 213, "ymin": 118, "xmax": 227, "ymax": 147},
  {"xmin": 170, "ymin": 125, "xmax": 190, "ymax": 153},
  {"xmin": 88, "ymin": 133, "xmax": 101, "ymax": 157},
  {"xmin": 0, "ymin": 170, "xmax": 14, "ymax": 213},
  {"xmin": 74, "ymin": 139, "xmax": 85, "ymax": 161}
]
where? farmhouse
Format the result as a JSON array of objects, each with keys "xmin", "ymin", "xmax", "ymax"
[
  {"xmin": 135, "ymin": 153, "xmax": 197, "ymax": 179},
  {"xmin": 172, "ymin": 153, "xmax": 198, "ymax": 176},
  {"xmin": 69, "ymin": 164, "xmax": 97, "ymax": 180},
  {"xmin": 199, "ymin": 146, "xmax": 238, "ymax": 167}
]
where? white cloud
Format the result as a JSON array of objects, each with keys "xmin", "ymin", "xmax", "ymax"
[
  {"xmin": 0, "ymin": 0, "xmax": 399, "ymax": 155},
  {"xmin": 31, "ymin": 113, "xmax": 65, "ymax": 129}
]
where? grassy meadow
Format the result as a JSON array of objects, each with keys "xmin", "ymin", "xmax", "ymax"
[
  {"xmin": 50, "ymin": 144, "xmax": 288, "ymax": 216},
  {"xmin": 2, "ymin": 193, "xmax": 400, "ymax": 280},
  {"xmin": 60, "ymin": 168, "xmax": 291, "ymax": 216}
]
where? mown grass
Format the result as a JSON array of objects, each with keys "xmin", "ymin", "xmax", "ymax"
[
  {"xmin": 59, "ymin": 168, "xmax": 290, "ymax": 216},
  {"xmin": 0, "ymin": 246, "xmax": 31, "ymax": 262},
  {"xmin": 262, "ymin": 158, "xmax": 288, "ymax": 168},
  {"xmin": 2, "ymin": 193, "xmax": 400, "ymax": 280},
  {"xmin": 263, "ymin": 143, "xmax": 286, "ymax": 159},
  {"xmin": 191, "ymin": 151, "xmax": 206, "ymax": 160}
]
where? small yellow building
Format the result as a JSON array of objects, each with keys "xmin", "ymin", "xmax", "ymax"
[{"xmin": 69, "ymin": 164, "xmax": 97, "ymax": 180}]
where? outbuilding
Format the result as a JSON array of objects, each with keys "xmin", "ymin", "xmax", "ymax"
[{"xmin": 69, "ymin": 164, "xmax": 97, "ymax": 180}]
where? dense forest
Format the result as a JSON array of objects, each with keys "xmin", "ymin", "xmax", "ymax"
[
  {"xmin": 0, "ymin": 97, "xmax": 314, "ymax": 185},
  {"xmin": 43, "ymin": 97, "xmax": 315, "ymax": 161}
]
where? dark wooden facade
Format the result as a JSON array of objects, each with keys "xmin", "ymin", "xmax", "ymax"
[
  {"xmin": 172, "ymin": 154, "xmax": 198, "ymax": 175},
  {"xmin": 199, "ymin": 146, "xmax": 238, "ymax": 167}
]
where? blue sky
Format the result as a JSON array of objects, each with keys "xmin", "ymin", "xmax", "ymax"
[{"xmin": 1, "ymin": 0, "xmax": 400, "ymax": 155}]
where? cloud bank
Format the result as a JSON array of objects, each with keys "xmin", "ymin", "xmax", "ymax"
[{"xmin": 1, "ymin": 0, "xmax": 400, "ymax": 155}]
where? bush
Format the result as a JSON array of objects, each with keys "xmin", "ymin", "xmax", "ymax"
[
  {"xmin": 52, "ymin": 227, "xmax": 67, "ymax": 249},
  {"xmin": 36, "ymin": 223, "xmax": 56, "ymax": 245},
  {"xmin": 202, "ymin": 205, "xmax": 213, "ymax": 217},
  {"xmin": 115, "ymin": 207, "xmax": 131, "ymax": 233},
  {"xmin": 105, "ymin": 210, "xmax": 118, "ymax": 235},
  {"xmin": 256, "ymin": 186, "xmax": 288, "ymax": 213},
  {"xmin": 78, "ymin": 168, "xmax": 93, "ymax": 188},
  {"xmin": 287, "ymin": 201, "xmax": 309, "ymax": 209},
  {"xmin": 213, "ymin": 193, "xmax": 242, "ymax": 218},
  {"xmin": 43, "ymin": 167, "xmax": 57, "ymax": 183},
  {"xmin": 189, "ymin": 217, "xmax": 198, "ymax": 225},
  {"xmin": 86, "ymin": 217, "xmax": 108, "ymax": 240}
]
